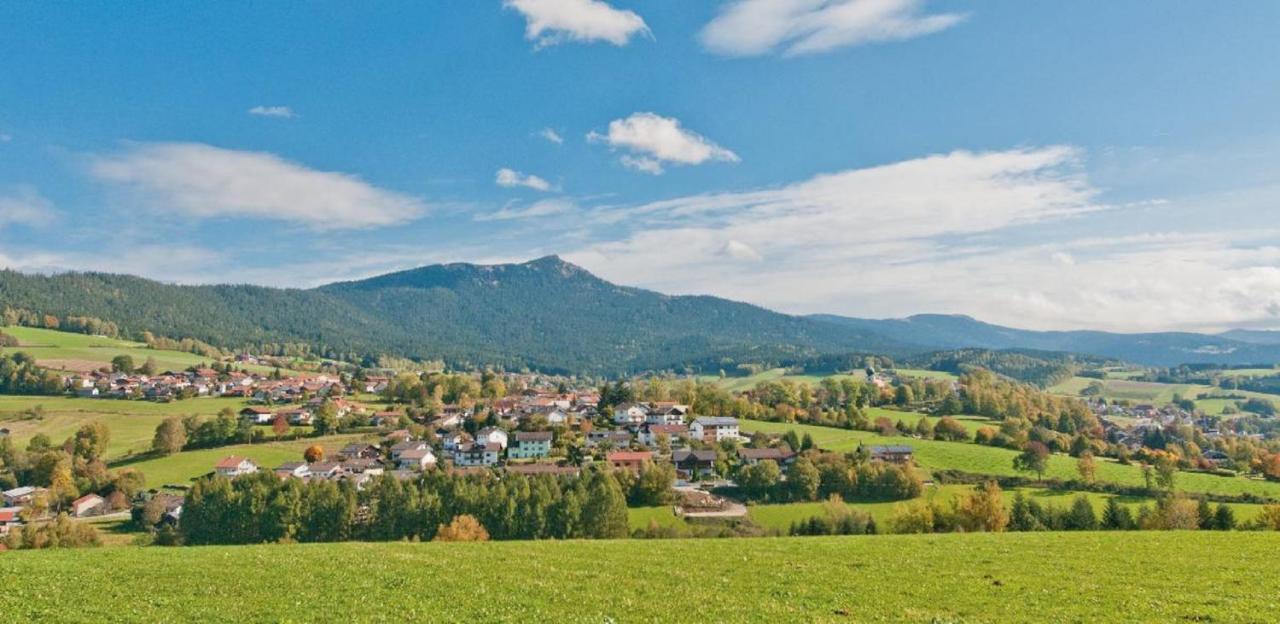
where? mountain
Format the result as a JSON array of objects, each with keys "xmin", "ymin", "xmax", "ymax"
[
  {"xmin": 1219, "ymin": 329, "xmax": 1280, "ymax": 346},
  {"xmin": 0, "ymin": 257, "xmax": 909, "ymax": 375},
  {"xmin": 809, "ymin": 313, "xmax": 1280, "ymax": 367}
]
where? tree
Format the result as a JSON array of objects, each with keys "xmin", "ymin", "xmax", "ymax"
[
  {"xmin": 1013, "ymin": 442, "xmax": 1050, "ymax": 480},
  {"xmin": 787, "ymin": 457, "xmax": 821, "ymax": 502},
  {"xmin": 582, "ymin": 470, "xmax": 629, "ymax": 539},
  {"xmin": 1065, "ymin": 495, "xmax": 1098, "ymax": 530},
  {"xmin": 630, "ymin": 462, "xmax": 676, "ymax": 507},
  {"xmin": 738, "ymin": 460, "xmax": 782, "ymax": 501},
  {"xmin": 1212, "ymin": 503, "xmax": 1236, "ymax": 531},
  {"xmin": 48, "ymin": 460, "xmax": 78, "ymax": 510},
  {"xmin": 1154, "ymin": 455, "xmax": 1178, "ymax": 492},
  {"xmin": 111, "ymin": 354, "xmax": 135, "ymax": 373},
  {"xmin": 303, "ymin": 445, "xmax": 325, "ymax": 463},
  {"xmin": 313, "ymin": 401, "xmax": 340, "ymax": 435},
  {"xmin": 955, "ymin": 481, "xmax": 1008, "ymax": 532},
  {"xmin": 1101, "ymin": 497, "xmax": 1134, "ymax": 530},
  {"xmin": 152, "ymin": 417, "xmax": 187, "ymax": 456},
  {"xmin": 434, "ymin": 515, "xmax": 490, "ymax": 542},
  {"xmin": 1076, "ymin": 451, "xmax": 1097, "ymax": 484},
  {"xmin": 271, "ymin": 413, "xmax": 289, "ymax": 440},
  {"xmin": 71, "ymin": 421, "xmax": 111, "ymax": 461}
]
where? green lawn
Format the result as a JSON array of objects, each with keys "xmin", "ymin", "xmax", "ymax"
[
  {"xmin": 741, "ymin": 419, "xmax": 1280, "ymax": 500},
  {"xmin": 893, "ymin": 368, "xmax": 959, "ymax": 381},
  {"xmin": 0, "ymin": 395, "xmax": 259, "ymax": 459},
  {"xmin": 3, "ymin": 533, "xmax": 1279, "ymax": 622},
  {"xmin": 110, "ymin": 435, "xmax": 367, "ymax": 488}
]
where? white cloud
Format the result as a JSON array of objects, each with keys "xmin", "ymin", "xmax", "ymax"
[
  {"xmin": 504, "ymin": 0, "xmax": 649, "ymax": 48},
  {"xmin": 720, "ymin": 239, "xmax": 763, "ymax": 262},
  {"xmin": 89, "ymin": 142, "xmax": 426, "ymax": 230},
  {"xmin": 495, "ymin": 167, "xmax": 554, "ymax": 192},
  {"xmin": 0, "ymin": 186, "xmax": 55, "ymax": 229},
  {"xmin": 701, "ymin": 0, "xmax": 965, "ymax": 57},
  {"xmin": 248, "ymin": 105, "xmax": 296, "ymax": 118},
  {"xmin": 538, "ymin": 128, "xmax": 565, "ymax": 144},
  {"xmin": 477, "ymin": 198, "xmax": 576, "ymax": 221},
  {"xmin": 589, "ymin": 112, "xmax": 739, "ymax": 175}
]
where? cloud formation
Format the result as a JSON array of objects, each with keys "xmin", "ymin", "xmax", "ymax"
[
  {"xmin": 538, "ymin": 128, "xmax": 565, "ymax": 144},
  {"xmin": 495, "ymin": 167, "xmax": 553, "ymax": 192},
  {"xmin": 505, "ymin": 0, "xmax": 649, "ymax": 48},
  {"xmin": 477, "ymin": 198, "xmax": 576, "ymax": 221},
  {"xmin": 589, "ymin": 113, "xmax": 739, "ymax": 175},
  {"xmin": 248, "ymin": 105, "xmax": 296, "ymax": 118},
  {"xmin": 0, "ymin": 186, "xmax": 55, "ymax": 229},
  {"xmin": 701, "ymin": 0, "xmax": 964, "ymax": 57},
  {"xmin": 89, "ymin": 142, "xmax": 426, "ymax": 229}
]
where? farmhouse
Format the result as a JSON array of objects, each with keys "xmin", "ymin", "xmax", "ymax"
[
  {"xmin": 689, "ymin": 417, "xmax": 740, "ymax": 443},
  {"xmin": 2, "ymin": 486, "xmax": 42, "ymax": 507},
  {"xmin": 509, "ymin": 431, "xmax": 553, "ymax": 459},
  {"xmin": 274, "ymin": 461, "xmax": 311, "ymax": 479},
  {"xmin": 70, "ymin": 493, "xmax": 105, "ymax": 518},
  {"xmin": 214, "ymin": 456, "xmax": 260, "ymax": 477},
  {"xmin": 339, "ymin": 443, "xmax": 381, "ymax": 461},
  {"xmin": 239, "ymin": 406, "xmax": 275, "ymax": 425},
  {"xmin": 0, "ymin": 507, "xmax": 21, "ymax": 536},
  {"xmin": 737, "ymin": 447, "xmax": 796, "ymax": 466},
  {"xmin": 866, "ymin": 445, "xmax": 914, "ymax": 464}
]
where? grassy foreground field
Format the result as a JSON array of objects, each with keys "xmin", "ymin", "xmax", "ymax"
[{"xmin": 2, "ymin": 533, "xmax": 1277, "ymax": 622}]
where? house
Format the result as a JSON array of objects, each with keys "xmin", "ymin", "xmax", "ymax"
[
  {"xmin": 690, "ymin": 417, "xmax": 740, "ymax": 443},
  {"xmin": 640, "ymin": 424, "xmax": 688, "ymax": 448},
  {"xmin": 586, "ymin": 430, "xmax": 632, "ymax": 449},
  {"xmin": 397, "ymin": 448, "xmax": 437, "ymax": 471},
  {"xmin": 308, "ymin": 462, "xmax": 344, "ymax": 480},
  {"xmin": 339, "ymin": 443, "xmax": 381, "ymax": 461},
  {"xmin": 509, "ymin": 431, "xmax": 553, "ymax": 460},
  {"xmin": 70, "ymin": 493, "xmax": 105, "ymax": 518},
  {"xmin": 239, "ymin": 406, "xmax": 275, "ymax": 425},
  {"xmin": 645, "ymin": 404, "xmax": 689, "ymax": 426},
  {"xmin": 391, "ymin": 440, "xmax": 430, "ymax": 461},
  {"xmin": 384, "ymin": 429, "xmax": 414, "ymax": 444},
  {"xmin": 281, "ymin": 408, "xmax": 313, "ymax": 426},
  {"xmin": 442, "ymin": 432, "xmax": 472, "ymax": 452},
  {"xmin": 344, "ymin": 458, "xmax": 386, "ymax": 475},
  {"xmin": 607, "ymin": 450, "xmax": 653, "ymax": 473},
  {"xmin": 612, "ymin": 403, "xmax": 648, "ymax": 426},
  {"xmin": 0, "ymin": 507, "xmax": 21, "ymax": 536},
  {"xmin": 866, "ymin": 445, "xmax": 914, "ymax": 464},
  {"xmin": 274, "ymin": 461, "xmax": 311, "ymax": 479},
  {"xmin": 476, "ymin": 427, "xmax": 509, "ymax": 450},
  {"xmin": 453, "ymin": 443, "xmax": 501, "ymax": 467},
  {"xmin": 672, "ymin": 449, "xmax": 717, "ymax": 477},
  {"xmin": 214, "ymin": 456, "xmax": 259, "ymax": 477},
  {"xmin": 2, "ymin": 486, "xmax": 41, "ymax": 507},
  {"xmin": 736, "ymin": 447, "xmax": 795, "ymax": 466}
]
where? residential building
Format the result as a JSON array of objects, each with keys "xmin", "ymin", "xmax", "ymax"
[
  {"xmin": 607, "ymin": 450, "xmax": 653, "ymax": 473},
  {"xmin": 509, "ymin": 431, "xmax": 553, "ymax": 459},
  {"xmin": 214, "ymin": 456, "xmax": 259, "ymax": 477},
  {"xmin": 690, "ymin": 417, "xmax": 740, "ymax": 443}
]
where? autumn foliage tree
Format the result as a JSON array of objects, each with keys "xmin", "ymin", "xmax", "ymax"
[
  {"xmin": 433, "ymin": 514, "xmax": 490, "ymax": 542},
  {"xmin": 304, "ymin": 445, "xmax": 325, "ymax": 463}
]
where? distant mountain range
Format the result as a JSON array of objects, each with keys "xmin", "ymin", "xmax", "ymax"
[
  {"xmin": 1, "ymin": 256, "xmax": 1278, "ymax": 374},
  {"xmin": 808, "ymin": 313, "xmax": 1280, "ymax": 368}
]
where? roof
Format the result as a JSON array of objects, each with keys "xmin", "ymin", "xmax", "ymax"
[
  {"xmin": 505, "ymin": 464, "xmax": 580, "ymax": 476},
  {"xmin": 673, "ymin": 449, "xmax": 717, "ymax": 462},
  {"xmin": 647, "ymin": 424, "xmax": 688, "ymax": 434},
  {"xmin": 275, "ymin": 461, "xmax": 308, "ymax": 471},
  {"xmin": 240, "ymin": 406, "xmax": 273, "ymax": 414},
  {"xmin": 72, "ymin": 493, "xmax": 103, "ymax": 506},
  {"xmin": 607, "ymin": 451, "xmax": 653, "ymax": 462},
  {"xmin": 737, "ymin": 447, "xmax": 791, "ymax": 460},
  {"xmin": 693, "ymin": 416, "xmax": 738, "ymax": 427},
  {"xmin": 215, "ymin": 456, "xmax": 253, "ymax": 469},
  {"xmin": 515, "ymin": 431, "xmax": 553, "ymax": 442},
  {"xmin": 869, "ymin": 445, "xmax": 914, "ymax": 454},
  {"xmin": 0, "ymin": 508, "xmax": 19, "ymax": 523},
  {"xmin": 399, "ymin": 449, "xmax": 435, "ymax": 460},
  {"xmin": 2, "ymin": 486, "xmax": 36, "ymax": 498}
]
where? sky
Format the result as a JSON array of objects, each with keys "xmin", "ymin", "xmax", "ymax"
[{"xmin": 1, "ymin": 1, "xmax": 1279, "ymax": 333}]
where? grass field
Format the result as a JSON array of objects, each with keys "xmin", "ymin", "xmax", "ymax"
[
  {"xmin": 0, "ymin": 326, "xmax": 293, "ymax": 375},
  {"xmin": 630, "ymin": 484, "xmax": 1268, "ymax": 533},
  {"xmin": 109, "ymin": 434, "xmax": 368, "ymax": 487},
  {"xmin": 699, "ymin": 367, "xmax": 956, "ymax": 393},
  {"xmin": 0, "ymin": 395, "xmax": 259, "ymax": 459},
  {"xmin": 2, "ymin": 533, "xmax": 1278, "ymax": 622},
  {"xmin": 741, "ymin": 419, "xmax": 1280, "ymax": 499}
]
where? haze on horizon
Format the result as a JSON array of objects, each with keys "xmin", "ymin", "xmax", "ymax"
[{"xmin": 1, "ymin": 2, "xmax": 1278, "ymax": 334}]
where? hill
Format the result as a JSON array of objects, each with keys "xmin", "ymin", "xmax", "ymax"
[
  {"xmin": 0, "ymin": 258, "xmax": 907, "ymax": 376},
  {"xmin": 811, "ymin": 313, "xmax": 1280, "ymax": 367},
  {"xmin": 2, "ymin": 533, "xmax": 1276, "ymax": 622}
]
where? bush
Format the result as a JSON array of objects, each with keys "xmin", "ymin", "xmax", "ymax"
[{"xmin": 434, "ymin": 515, "xmax": 490, "ymax": 542}]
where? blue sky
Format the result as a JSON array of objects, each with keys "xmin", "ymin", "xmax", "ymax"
[{"xmin": 2, "ymin": 1, "xmax": 1279, "ymax": 332}]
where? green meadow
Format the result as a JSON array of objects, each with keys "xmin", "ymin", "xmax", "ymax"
[
  {"xmin": 3, "ymin": 533, "xmax": 1278, "ymax": 622},
  {"xmin": 109, "ymin": 434, "xmax": 369, "ymax": 487},
  {"xmin": 0, "ymin": 326, "xmax": 290, "ymax": 374},
  {"xmin": 740, "ymin": 419, "xmax": 1280, "ymax": 499},
  {"xmin": 699, "ymin": 367, "xmax": 957, "ymax": 393}
]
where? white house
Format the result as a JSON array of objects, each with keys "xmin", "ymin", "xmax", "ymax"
[
  {"xmin": 397, "ymin": 448, "xmax": 437, "ymax": 471},
  {"xmin": 214, "ymin": 456, "xmax": 259, "ymax": 477},
  {"xmin": 453, "ymin": 442, "xmax": 501, "ymax": 467},
  {"xmin": 690, "ymin": 417, "xmax": 740, "ymax": 443},
  {"xmin": 476, "ymin": 427, "xmax": 509, "ymax": 450},
  {"xmin": 645, "ymin": 404, "xmax": 689, "ymax": 426},
  {"xmin": 70, "ymin": 493, "xmax": 105, "ymax": 518},
  {"xmin": 613, "ymin": 403, "xmax": 648, "ymax": 426}
]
